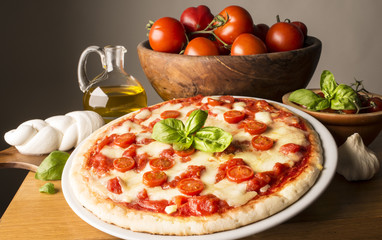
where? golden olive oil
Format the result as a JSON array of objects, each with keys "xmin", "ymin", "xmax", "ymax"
[{"xmin": 83, "ymin": 85, "xmax": 147, "ymax": 123}]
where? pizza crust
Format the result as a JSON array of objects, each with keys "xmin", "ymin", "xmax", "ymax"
[{"xmin": 69, "ymin": 97, "xmax": 323, "ymax": 235}]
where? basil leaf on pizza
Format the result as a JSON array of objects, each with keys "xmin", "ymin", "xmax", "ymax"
[
  {"xmin": 152, "ymin": 109, "xmax": 231, "ymax": 153},
  {"xmin": 193, "ymin": 126, "xmax": 233, "ymax": 152},
  {"xmin": 152, "ymin": 118, "xmax": 185, "ymax": 144},
  {"xmin": 173, "ymin": 135, "xmax": 194, "ymax": 151},
  {"xmin": 184, "ymin": 109, "xmax": 208, "ymax": 135}
]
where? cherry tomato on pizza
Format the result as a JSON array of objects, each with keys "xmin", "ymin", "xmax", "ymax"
[
  {"xmin": 266, "ymin": 17, "xmax": 304, "ymax": 52},
  {"xmin": 174, "ymin": 147, "xmax": 196, "ymax": 157},
  {"xmin": 143, "ymin": 170, "xmax": 168, "ymax": 187},
  {"xmin": 184, "ymin": 37, "xmax": 220, "ymax": 56},
  {"xmin": 279, "ymin": 143, "xmax": 304, "ymax": 155},
  {"xmin": 180, "ymin": 5, "xmax": 214, "ymax": 33},
  {"xmin": 244, "ymin": 120, "xmax": 267, "ymax": 135},
  {"xmin": 113, "ymin": 133, "xmax": 136, "ymax": 148},
  {"xmin": 231, "ymin": 33, "xmax": 268, "ymax": 56},
  {"xmin": 213, "ymin": 5, "xmax": 255, "ymax": 45},
  {"xmin": 160, "ymin": 110, "xmax": 180, "ymax": 119},
  {"xmin": 226, "ymin": 165, "xmax": 254, "ymax": 183},
  {"xmin": 113, "ymin": 157, "xmax": 136, "ymax": 172},
  {"xmin": 177, "ymin": 178, "xmax": 204, "ymax": 196},
  {"xmin": 149, "ymin": 157, "xmax": 175, "ymax": 170},
  {"xmin": 223, "ymin": 110, "xmax": 245, "ymax": 123},
  {"xmin": 207, "ymin": 97, "xmax": 224, "ymax": 106},
  {"xmin": 251, "ymin": 135, "xmax": 274, "ymax": 151},
  {"xmin": 149, "ymin": 17, "xmax": 187, "ymax": 53}
]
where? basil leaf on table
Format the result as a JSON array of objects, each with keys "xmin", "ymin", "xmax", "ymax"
[
  {"xmin": 320, "ymin": 70, "xmax": 338, "ymax": 99},
  {"xmin": 193, "ymin": 127, "xmax": 233, "ymax": 153},
  {"xmin": 184, "ymin": 110, "xmax": 208, "ymax": 135},
  {"xmin": 288, "ymin": 89, "xmax": 330, "ymax": 111},
  {"xmin": 35, "ymin": 151, "xmax": 70, "ymax": 180},
  {"xmin": 39, "ymin": 182, "xmax": 57, "ymax": 194},
  {"xmin": 331, "ymin": 84, "xmax": 359, "ymax": 110},
  {"xmin": 152, "ymin": 118, "xmax": 185, "ymax": 144}
]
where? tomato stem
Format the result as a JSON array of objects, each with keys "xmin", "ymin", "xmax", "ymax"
[
  {"xmin": 276, "ymin": 15, "xmax": 281, "ymax": 23},
  {"xmin": 188, "ymin": 12, "xmax": 231, "ymax": 48}
]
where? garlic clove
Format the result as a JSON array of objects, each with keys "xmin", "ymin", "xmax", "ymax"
[{"xmin": 337, "ymin": 133, "xmax": 380, "ymax": 181}]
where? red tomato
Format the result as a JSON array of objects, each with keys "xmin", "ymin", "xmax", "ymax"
[
  {"xmin": 291, "ymin": 21, "xmax": 308, "ymax": 38},
  {"xmin": 246, "ymin": 172, "xmax": 271, "ymax": 192},
  {"xmin": 122, "ymin": 144, "xmax": 138, "ymax": 158},
  {"xmin": 149, "ymin": 17, "xmax": 187, "ymax": 53},
  {"xmin": 177, "ymin": 178, "xmax": 204, "ymax": 196},
  {"xmin": 226, "ymin": 165, "xmax": 254, "ymax": 183},
  {"xmin": 253, "ymin": 23, "xmax": 269, "ymax": 42},
  {"xmin": 251, "ymin": 135, "xmax": 274, "ymax": 151},
  {"xmin": 113, "ymin": 157, "xmax": 136, "ymax": 172},
  {"xmin": 213, "ymin": 5, "xmax": 255, "ymax": 45},
  {"xmin": 273, "ymin": 162, "xmax": 289, "ymax": 176},
  {"xmin": 149, "ymin": 157, "xmax": 175, "ymax": 170},
  {"xmin": 174, "ymin": 147, "xmax": 196, "ymax": 157},
  {"xmin": 135, "ymin": 153, "xmax": 149, "ymax": 172},
  {"xmin": 107, "ymin": 177, "xmax": 122, "ymax": 194},
  {"xmin": 266, "ymin": 21, "xmax": 304, "ymax": 52},
  {"xmin": 341, "ymin": 109, "xmax": 357, "ymax": 114},
  {"xmin": 160, "ymin": 110, "xmax": 180, "ymax": 119},
  {"xmin": 367, "ymin": 97, "xmax": 382, "ymax": 113},
  {"xmin": 180, "ymin": 5, "xmax": 214, "ymax": 33},
  {"xmin": 279, "ymin": 143, "xmax": 304, "ymax": 155},
  {"xmin": 231, "ymin": 33, "xmax": 267, "ymax": 56},
  {"xmin": 212, "ymin": 38, "xmax": 231, "ymax": 55},
  {"xmin": 114, "ymin": 133, "xmax": 136, "ymax": 148},
  {"xmin": 244, "ymin": 120, "xmax": 267, "ymax": 135},
  {"xmin": 207, "ymin": 97, "xmax": 224, "ymax": 106},
  {"xmin": 143, "ymin": 170, "xmax": 168, "ymax": 187},
  {"xmin": 223, "ymin": 110, "xmax": 245, "ymax": 123},
  {"xmin": 184, "ymin": 37, "xmax": 219, "ymax": 56}
]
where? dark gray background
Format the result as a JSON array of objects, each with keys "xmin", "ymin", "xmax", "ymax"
[{"xmin": 1, "ymin": 0, "xmax": 381, "ymax": 217}]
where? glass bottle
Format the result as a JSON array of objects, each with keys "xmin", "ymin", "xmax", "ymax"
[{"xmin": 78, "ymin": 45, "xmax": 147, "ymax": 123}]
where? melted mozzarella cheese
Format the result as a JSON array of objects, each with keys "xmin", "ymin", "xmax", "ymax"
[
  {"xmin": 137, "ymin": 141, "xmax": 172, "ymax": 158},
  {"xmin": 135, "ymin": 108, "xmax": 151, "ymax": 120},
  {"xmin": 203, "ymin": 179, "xmax": 257, "ymax": 207},
  {"xmin": 255, "ymin": 112, "xmax": 273, "ymax": 125}
]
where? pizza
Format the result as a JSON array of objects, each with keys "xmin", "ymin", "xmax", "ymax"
[{"xmin": 69, "ymin": 95, "xmax": 323, "ymax": 235}]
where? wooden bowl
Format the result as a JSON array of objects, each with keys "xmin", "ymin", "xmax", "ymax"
[
  {"xmin": 282, "ymin": 90, "xmax": 382, "ymax": 146},
  {"xmin": 137, "ymin": 36, "xmax": 322, "ymax": 102}
]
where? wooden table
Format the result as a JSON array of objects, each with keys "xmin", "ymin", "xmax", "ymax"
[{"xmin": 0, "ymin": 133, "xmax": 381, "ymax": 240}]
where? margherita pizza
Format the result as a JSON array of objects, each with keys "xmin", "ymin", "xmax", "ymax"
[{"xmin": 69, "ymin": 95, "xmax": 323, "ymax": 235}]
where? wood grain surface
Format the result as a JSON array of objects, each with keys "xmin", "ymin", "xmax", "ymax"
[{"xmin": 0, "ymin": 147, "xmax": 47, "ymax": 172}]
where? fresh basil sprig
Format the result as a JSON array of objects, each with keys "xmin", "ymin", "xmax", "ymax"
[
  {"xmin": 152, "ymin": 110, "xmax": 232, "ymax": 152},
  {"xmin": 289, "ymin": 70, "xmax": 360, "ymax": 111}
]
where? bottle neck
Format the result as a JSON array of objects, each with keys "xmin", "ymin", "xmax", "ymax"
[{"xmin": 104, "ymin": 46, "xmax": 126, "ymax": 72}]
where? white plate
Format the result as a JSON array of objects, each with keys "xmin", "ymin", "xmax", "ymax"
[{"xmin": 62, "ymin": 98, "xmax": 338, "ymax": 240}]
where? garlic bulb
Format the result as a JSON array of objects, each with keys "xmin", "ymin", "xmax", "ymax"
[{"xmin": 337, "ymin": 133, "xmax": 380, "ymax": 181}]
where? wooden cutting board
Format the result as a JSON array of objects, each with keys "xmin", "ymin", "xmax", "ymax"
[{"xmin": 0, "ymin": 147, "xmax": 47, "ymax": 172}]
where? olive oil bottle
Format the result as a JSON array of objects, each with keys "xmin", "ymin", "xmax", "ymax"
[{"xmin": 78, "ymin": 45, "xmax": 147, "ymax": 123}]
